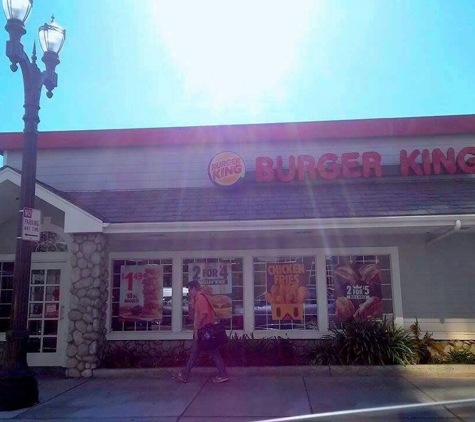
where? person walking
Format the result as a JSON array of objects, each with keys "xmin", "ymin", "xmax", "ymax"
[{"xmin": 174, "ymin": 280, "xmax": 229, "ymax": 383}]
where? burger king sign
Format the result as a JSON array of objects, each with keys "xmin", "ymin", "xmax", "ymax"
[{"xmin": 208, "ymin": 152, "xmax": 246, "ymax": 187}]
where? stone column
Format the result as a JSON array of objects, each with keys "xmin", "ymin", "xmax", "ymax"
[{"xmin": 66, "ymin": 233, "xmax": 108, "ymax": 378}]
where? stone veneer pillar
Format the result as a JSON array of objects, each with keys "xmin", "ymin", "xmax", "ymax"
[{"xmin": 66, "ymin": 233, "xmax": 108, "ymax": 378}]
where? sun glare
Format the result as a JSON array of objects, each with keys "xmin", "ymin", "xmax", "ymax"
[{"xmin": 150, "ymin": 1, "xmax": 318, "ymax": 113}]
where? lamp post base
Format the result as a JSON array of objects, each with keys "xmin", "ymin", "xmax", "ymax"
[{"xmin": 0, "ymin": 369, "xmax": 38, "ymax": 411}]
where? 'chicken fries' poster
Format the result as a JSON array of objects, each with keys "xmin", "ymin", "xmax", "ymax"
[{"xmin": 265, "ymin": 262, "xmax": 309, "ymax": 321}]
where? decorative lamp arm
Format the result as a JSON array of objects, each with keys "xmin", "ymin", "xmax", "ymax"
[{"xmin": 41, "ymin": 51, "xmax": 59, "ymax": 98}]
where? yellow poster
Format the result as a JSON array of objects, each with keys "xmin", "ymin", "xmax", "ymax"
[{"xmin": 265, "ymin": 262, "xmax": 308, "ymax": 321}]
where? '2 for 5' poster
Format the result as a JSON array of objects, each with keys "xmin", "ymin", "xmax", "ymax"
[{"xmin": 333, "ymin": 263, "xmax": 383, "ymax": 322}]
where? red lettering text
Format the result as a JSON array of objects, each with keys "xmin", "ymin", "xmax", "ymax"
[
  {"xmin": 432, "ymin": 148, "xmax": 456, "ymax": 175},
  {"xmin": 422, "ymin": 149, "xmax": 432, "ymax": 175},
  {"xmin": 297, "ymin": 155, "xmax": 316, "ymax": 181},
  {"xmin": 276, "ymin": 156, "xmax": 296, "ymax": 182},
  {"xmin": 362, "ymin": 152, "xmax": 382, "ymax": 178},
  {"xmin": 457, "ymin": 147, "xmax": 475, "ymax": 174},
  {"xmin": 317, "ymin": 153, "xmax": 340, "ymax": 179},
  {"xmin": 400, "ymin": 150, "xmax": 423, "ymax": 176},
  {"xmin": 341, "ymin": 152, "xmax": 361, "ymax": 178},
  {"xmin": 255, "ymin": 157, "xmax": 275, "ymax": 182}
]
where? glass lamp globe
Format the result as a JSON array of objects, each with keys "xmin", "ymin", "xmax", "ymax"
[
  {"xmin": 2, "ymin": 0, "xmax": 32, "ymax": 22},
  {"xmin": 38, "ymin": 17, "xmax": 66, "ymax": 54}
]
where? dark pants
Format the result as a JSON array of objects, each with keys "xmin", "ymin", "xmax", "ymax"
[{"xmin": 181, "ymin": 340, "xmax": 228, "ymax": 380}]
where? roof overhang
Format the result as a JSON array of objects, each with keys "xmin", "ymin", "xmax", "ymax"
[
  {"xmin": 103, "ymin": 214, "xmax": 475, "ymax": 235},
  {"xmin": 2, "ymin": 114, "xmax": 475, "ymax": 151},
  {"xmin": 2, "ymin": 167, "xmax": 474, "ymax": 238},
  {"xmin": 0, "ymin": 167, "xmax": 105, "ymax": 233}
]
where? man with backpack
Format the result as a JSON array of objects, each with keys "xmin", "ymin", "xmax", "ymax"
[{"xmin": 174, "ymin": 280, "xmax": 229, "ymax": 383}]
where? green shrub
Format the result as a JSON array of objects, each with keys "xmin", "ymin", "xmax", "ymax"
[
  {"xmin": 309, "ymin": 319, "xmax": 417, "ymax": 366},
  {"xmin": 444, "ymin": 343, "xmax": 475, "ymax": 364},
  {"xmin": 410, "ymin": 318, "xmax": 446, "ymax": 363},
  {"xmin": 308, "ymin": 339, "xmax": 339, "ymax": 366}
]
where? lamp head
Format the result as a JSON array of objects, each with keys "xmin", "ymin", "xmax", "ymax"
[
  {"xmin": 38, "ymin": 15, "xmax": 66, "ymax": 55},
  {"xmin": 2, "ymin": 0, "xmax": 32, "ymax": 22},
  {"xmin": 39, "ymin": 16, "xmax": 65, "ymax": 98}
]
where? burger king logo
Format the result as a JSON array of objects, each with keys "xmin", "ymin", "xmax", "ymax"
[{"xmin": 208, "ymin": 151, "xmax": 246, "ymax": 187}]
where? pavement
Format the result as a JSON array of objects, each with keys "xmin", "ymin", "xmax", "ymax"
[{"xmin": 1, "ymin": 367, "xmax": 475, "ymax": 421}]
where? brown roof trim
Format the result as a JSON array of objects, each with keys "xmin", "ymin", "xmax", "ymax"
[{"xmin": 1, "ymin": 114, "xmax": 475, "ymax": 151}]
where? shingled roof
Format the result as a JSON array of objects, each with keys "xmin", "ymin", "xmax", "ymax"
[{"xmin": 65, "ymin": 177, "xmax": 475, "ymax": 223}]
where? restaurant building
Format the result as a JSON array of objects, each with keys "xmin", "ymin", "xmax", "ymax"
[{"xmin": 0, "ymin": 114, "xmax": 474, "ymax": 377}]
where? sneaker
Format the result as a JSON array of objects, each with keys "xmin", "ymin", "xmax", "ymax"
[
  {"xmin": 211, "ymin": 376, "xmax": 230, "ymax": 383},
  {"xmin": 173, "ymin": 372, "xmax": 188, "ymax": 383}
]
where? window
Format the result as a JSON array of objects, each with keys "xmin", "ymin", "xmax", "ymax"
[
  {"xmin": 183, "ymin": 258, "xmax": 244, "ymax": 331},
  {"xmin": 108, "ymin": 250, "xmax": 399, "ymax": 338},
  {"xmin": 27, "ymin": 268, "xmax": 62, "ymax": 353},
  {"xmin": 35, "ymin": 231, "xmax": 68, "ymax": 252},
  {"xmin": 326, "ymin": 254, "xmax": 393, "ymax": 326},
  {"xmin": 110, "ymin": 259, "xmax": 173, "ymax": 332},
  {"xmin": 0, "ymin": 262, "xmax": 14, "ymax": 332},
  {"xmin": 253, "ymin": 256, "xmax": 318, "ymax": 331}
]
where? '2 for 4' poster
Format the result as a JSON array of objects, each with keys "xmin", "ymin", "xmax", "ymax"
[{"xmin": 188, "ymin": 263, "xmax": 233, "ymax": 319}]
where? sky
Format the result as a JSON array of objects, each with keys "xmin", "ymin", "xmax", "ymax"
[{"xmin": 1, "ymin": 0, "xmax": 475, "ymax": 167}]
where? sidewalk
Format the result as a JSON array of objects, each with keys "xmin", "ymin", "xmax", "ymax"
[{"xmin": 1, "ymin": 367, "xmax": 475, "ymax": 421}]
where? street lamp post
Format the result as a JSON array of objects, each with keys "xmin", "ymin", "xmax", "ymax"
[{"xmin": 0, "ymin": 0, "xmax": 65, "ymax": 411}]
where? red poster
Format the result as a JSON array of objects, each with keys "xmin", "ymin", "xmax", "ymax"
[{"xmin": 333, "ymin": 263, "xmax": 383, "ymax": 322}]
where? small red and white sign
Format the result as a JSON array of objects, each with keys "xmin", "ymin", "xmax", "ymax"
[{"xmin": 22, "ymin": 207, "xmax": 41, "ymax": 241}]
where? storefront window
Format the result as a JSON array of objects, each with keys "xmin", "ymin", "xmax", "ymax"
[
  {"xmin": 35, "ymin": 231, "xmax": 68, "ymax": 252},
  {"xmin": 110, "ymin": 259, "xmax": 173, "ymax": 332},
  {"xmin": 253, "ymin": 256, "xmax": 318, "ymax": 331},
  {"xmin": 326, "ymin": 254, "xmax": 393, "ymax": 326},
  {"xmin": 0, "ymin": 262, "xmax": 14, "ymax": 332},
  {"xmin": 182, "ymin": 258, "xmax": 244, "ymax": 331},
  {"xmin": 27, "ymin": 268, "xmax": 62, "ymax": 353}
]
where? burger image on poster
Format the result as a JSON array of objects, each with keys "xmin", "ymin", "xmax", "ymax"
[
  {"xmin": 199, "ymin": 285, "xmax": 232, "ymax": 319},
  {"xmin": 353, "ymin": 296, "xmax": 383, "ymax": 321},
  {"xmin": 141, "ymin": 264, "xmax": 162, "ymax": 319},
  {"xmin": 205, "ymin": 291, "xmax": 233, "ymax": 319},
  {"xmin": 208, "ymin": 151, "xmax": 246, "ymax": 187},
  {"xmin": 333, "ymin": 263, "xmax": 383, "ymax": 322}
]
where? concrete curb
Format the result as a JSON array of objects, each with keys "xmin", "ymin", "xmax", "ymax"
[{"xmin": 93, "ymin": 365, "xmax": 475, "ymax": 379}]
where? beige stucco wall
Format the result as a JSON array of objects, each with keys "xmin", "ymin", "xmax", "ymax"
[{"xmin": 0, "ymin": 218, "xmax": 16, "ymax": 254}]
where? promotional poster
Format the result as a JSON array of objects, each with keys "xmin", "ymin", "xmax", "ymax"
[
  {"xmin": 265, "ymin": 262, "xmax": 309, "ymax": 321},
  {"xmin": 188, "ymin": 262, "xmax": 233, "ymax": 319},
  {"xmin": 119, "ymin": 264, "xmax": 163, "ymax": 321},
  {"xmin": 333, "ymin": 263, "xmax": 383, "ymax": 322}
]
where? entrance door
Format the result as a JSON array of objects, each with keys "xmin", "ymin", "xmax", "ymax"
[{"xmin": 27, "ymin": 262, "xmax": 68, "ymax": 366}]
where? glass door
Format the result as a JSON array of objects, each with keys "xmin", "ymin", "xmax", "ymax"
[{"xmin": 27, "ymin": 262, "xmax": 68, "ymax": 366}]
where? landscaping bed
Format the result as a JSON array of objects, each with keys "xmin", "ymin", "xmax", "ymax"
[{"xmin": 100, "ymin": 320, "xmax": 475, "ymax": 369}]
